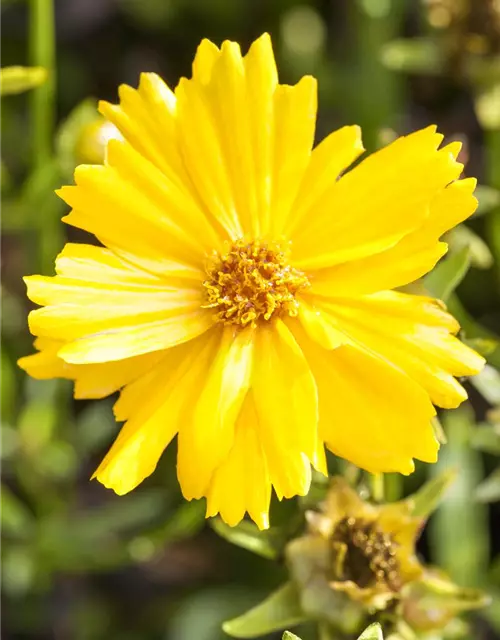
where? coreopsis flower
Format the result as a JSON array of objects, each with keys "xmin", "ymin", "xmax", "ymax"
[
  {"xmin": 19, "ymin": 33, "xmax": 484, "ymax": 529},
  {"xmin": 278, "ymin": 477, "xmax": 488, "ymax": 639},
  {"xmin": 289, "ymin": 478, "xmax": 424, "ymax": 612}
]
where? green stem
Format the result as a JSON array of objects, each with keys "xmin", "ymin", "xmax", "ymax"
[
  {"xmin": 370, "ymin": 473, "xmax": 385, "ymax": 502},
  {"xmin": 318, "ymin": 622, "xmax": 338, "ymax": 640},
  {"xmin": 30, "ymin": 0, "xmax": 55, "ymax": 172}
]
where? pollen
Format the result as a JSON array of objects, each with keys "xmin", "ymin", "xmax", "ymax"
[
  {"xmin": 331, "ymin": 517, "xmax": 402, "ymax": 592},
  {"xmin": 202, "ymin": 239, "xmax": 310, "ymax": 327}
]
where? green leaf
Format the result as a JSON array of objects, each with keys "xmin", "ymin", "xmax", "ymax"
[
  {"xmin": 474, "ymin": 184, "xmax": 500, "ymax": 216},
  {"xmin": 463, "ymin": 337, "xmax": 500, "ymax": 358},
  {"xmin": 476, "ymin": 468, "xmax": 500, "ymax": 503},
  {"xmin": 424, "ymin": 246, "xmax": 471, "ymax": 302},
  {"xmin": 358, "ymin": 623, "xmax": 384, "ymax": 640},
  {"xmin": 76, "ymin": 401, "xmax": 117, "ymax": 454},
  {"xmin": 222, "ymin": 582, "xmax": 305, "ymax": 638},
  {"xmin": 144, "ymin": 500, "xmax": 207, "ymax": 548},
  {"xmin": 210, "ymin": 518, "xmax": 281, "ymax": 560},
  {"xmin": 407, "ymin": 468, "xmax": 456, "ymax": 519},
  {"xmin": 445, "ymin": 226, "xmax": 493, "ymax": 269},
  {"xmin": 429, "ymin": 405, "xmax": 489, "ymax": 587},
  {"xmin": 470, "ymin": 424, "xmax": 500, "ymax": 455},
  {"xmin": 283, "ymin": 632, "xmax": 302, "ymax": 640},
  {"xmin": 0, "ymin": 66, "xmax": 47, "ymax": 95},
  {"xmin": 1, "ymin": 485, "xmax": 34, "ymax": 538},
  {"xmin": 470, "ymin": 365, "xmax": 500, "ymax": 405},
  {"xmin": 447, "ymin": 295, "xmax": 500, "ymax": 369}
]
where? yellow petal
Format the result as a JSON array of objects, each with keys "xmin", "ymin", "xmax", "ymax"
[
  {"xmin": 18, "ymin": 338, "xmax": 73, "ymax": 380},
  {"xmin": 94, "ymin": 334, "xmax": 216, "ymax": 494},
  {"xmin": 25, "ymin": 273, "xmax": 207, "ymax": 351},
  {"xmin": 206, "ymin": 395, "xmax": 271, "ymax": 530},
  {"xmin": 54, "ymin": 243, "xmax": 164, "ymax": 285},
  {"xmin": 192, "ymin": 38, "xmax": 220, "ymax": 84},
  {"xmin": 243, "ymin": 33, "xmax": 278, "ymax": 236},
  {"xmin": 309, "ymin": 178, "xmax": 477, "ymax": 297},
  {"xmin": 58, "ymin": 163, "xmax": 207, "ymax": 273},
  {"xmin": 270, "ymin": 76, "xmax": 317, "ymax": 236},
  {"xmin": 56, "ymin": 312, "xmax": 213, "ymax": 364},
  {"xmin": 18, "ymin": 337, "xmax": 162, "ymax": 399},
  {"xmin": 201, "ymin": 40, "xmax": 259, "ymax": 236},
  {"xmin": 286, "ymin": 125, "xmax": 364, "ymax": 236},
  {"xmin": 315, "ymin": 291, "xmax": 485, "ymax": 409},
  {"xmin": 175, "ymin": 76, "xmax": 243, "ymax": 239},
  {"xmin": 99, "ymin": 72, "xmax": 188, "ymax": 186},
  {"xmin": 292, "ymin": 320, "xmax": 438, "ymax": 473},
  {"xmin": 252, "ymin": 320, "xmax": 318, "ymax": 499},
  {"xmin": 177, "ymin": 327, "xmax": 254, "ymax": 500},
  {"xmin": 291, "ymin": 126, "xmax": 463, "ymax": 270},
  {"xmin": 296, "ymin": 298, "xmax": 347, "ymax": 350}
]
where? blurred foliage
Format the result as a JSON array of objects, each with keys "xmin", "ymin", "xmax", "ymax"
[{"xmin": 1, "ymin": 0, "xmax": 500, "ymax": 639}]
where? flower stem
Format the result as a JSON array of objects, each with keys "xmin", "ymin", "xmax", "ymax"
[
  {"xmin": 30, "ymin": 0, "xmax": 55, "ymax": 172},
  {"xmin": 370, "ymin": 473, "xmax": 385, "ymax": 502}
]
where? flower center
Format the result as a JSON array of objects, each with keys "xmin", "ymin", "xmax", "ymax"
[
  {"xmin": 331, "ymin": 517, "xmax": 402, "ymax": 592},
  {"xmin": 202, "ymin": 239, "xmax": 310, "ymax": 327}
]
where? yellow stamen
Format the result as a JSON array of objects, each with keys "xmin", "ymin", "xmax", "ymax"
[{"xmin": 202, "ymin": 239, "xmax": 310, "ymax": 327}]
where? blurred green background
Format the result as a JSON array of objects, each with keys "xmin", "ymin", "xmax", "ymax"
[{"xmin": 2, "ymin": 0, "xmax": 500, "ymax": 639}]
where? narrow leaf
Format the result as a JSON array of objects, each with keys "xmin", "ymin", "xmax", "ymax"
[
  {"xmin": 476, "ymin": 468, "xmax": 500, "ymax": 503},
  {"xmin": 0, "ymin": 66, "xmax": 47, "ymax": 95},
  {"xmin": 358, "ymin": 623, "xmax": 384, "ymax": 640},
  {"xmin": 408, "ymin": 468, "xmax": 456, "ymax": 519},
  {"xmin": 470, "ymin": 365, "xmax": 500, "ymax": 405},
  {"xmin": 474, "ymin": 184, "xmax": 500, "ymax": 216},
  {"xmin": 211, "ymin": 518, "xmax": 281, "ymax": 560},
  {"xmin": 223, "ymin": 582, "xmax": 305, "ymax": 638},
  {"xmin": 446, "ymin": 225, "xmax": 493, "ymax": 269},
  {"xmin": 424, "ymin": 246, "xmax": 471, "ymax": 302}
]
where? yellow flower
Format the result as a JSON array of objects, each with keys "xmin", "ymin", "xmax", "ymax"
[
  {"xmin": 300, "ymin": 477, "xmax": 424, "ymax": 611},
  {"xmin": 19, "ymin": 33, "xmax": 484, "ymax": 530}
]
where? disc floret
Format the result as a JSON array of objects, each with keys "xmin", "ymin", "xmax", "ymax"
[{"xmin": 202, "ymin": 239, "xmax": 310, "ymax": 327}]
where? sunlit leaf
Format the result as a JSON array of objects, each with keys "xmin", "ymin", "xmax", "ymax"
[
  {"xmin": 407, "ymin": 468, "xmax": 456, "ymax": 519},
  {"xmin": 0, "ymin": 66, "xmax": 47, "ymax": 95},
  {"xmin": 147, "ymin": 500, "xmax": 207, "ymax": 545},
  {"xmin": 283, "ymin": 632, "xmax": 302, "ymax": 640},
  {"xmin": 424, "ymin": 246, "xmax": 471, "ymax": 302},
  {"xmin": 445, "ymin": 226, "xmax": 493, "ymax": 269},
  {"xmin": 429, "ymin": 406, "xmax": 489, "ymax": 587},
  {"xmin": 470, "ymin": 424, "xmax": 500, "ymax": 455},
  {"xmin": 470, "ymin": 365, "xmax": 500, "ymax": 405},
  {"xmin": 358, "ymin": 623, "xmax": 384, "ymax": 640},
  {"xmin": 464, "ymin": 337, "xmax": 500, "ymax": 358},
  {"xmin": 476, "ymin": 468, "xmax": 500, "ymax": 503},
  {"xmin": 211, "ymin": 518, "xmax": 282, "ymax": 560},
  {"xmin": 223, "ymin": 582, "xmax": 305, "ymax": 638},
  {"xmin": 474, "ymin": 184, "xmax": 500, "ymax": 216},
  {"xmin": 447, "ymin": 295, "xmax": 500, "ymax": 369}
]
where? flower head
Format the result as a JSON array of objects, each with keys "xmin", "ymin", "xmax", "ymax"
[
  {"xmin": 19, "ymin": 33, "xmax": 484, "ymax": 529},
  {"xmin": 302, "ymin": 478, "xmax": 423, "ymax": 610}
]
